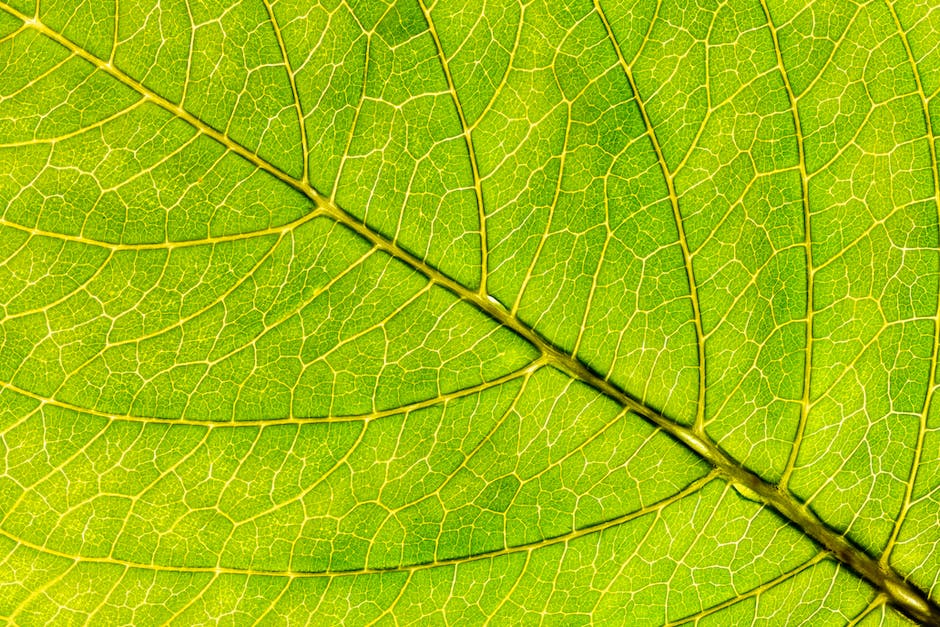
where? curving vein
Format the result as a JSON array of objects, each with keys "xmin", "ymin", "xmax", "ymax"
[
  {"xmin": 0, "ymin": 357, "xmax": 540, "ymax": 430},
  {"xmin": 0, "ymin": 472, "xmax": 717, "ymax": 579},
  {"xmin": 881, "ymin": 0, "xmax": 940, "ymax": 565},
  {"xmin": 593, "ymin": 0, "xmax": 708, "ymax": 435},
  {"xmin": 417, "ymin": 0, "xmax": 489, "ymax": 294},
  {"xmin": 757, "ymin": 0, "xmax": 815, "ymax": 491},
  {"xmin": 0, "ymin": 2, "xmax": 937, "ymax": 623},
  {"xmin": 261, "ymin": 0, "xmax": 309, "ymax": 183}
]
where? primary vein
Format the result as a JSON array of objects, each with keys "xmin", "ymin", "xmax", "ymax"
[{"xmin": 1, "ymin": 3, "xmax": 938, "ymax": 624}]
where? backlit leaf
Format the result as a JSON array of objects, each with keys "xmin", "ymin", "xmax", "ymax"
[{"xmin": 0, "ymin": 0, "xmax": 938, "ymax": 624}]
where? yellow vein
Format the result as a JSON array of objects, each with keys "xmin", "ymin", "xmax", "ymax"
[
  {"xmin": 847, "ymin": 595, "xmax": 889, "ymax": 627},
  {"xmin": 418, "ymin": 0, "xmax": 489, "ymax": 295},
  {"xmin": 250, "ymin": 578, "xmax": 292, "ymax": 627},
  {"xmin": 8, "ymin": 560, "xmax": 79, "ymax": 622},
  {"xmin": 572, "ymin": 144, "xmax": 619, "ymax": 359},
  {"xmin": 160, "ymin": 571, "xmax": 219, "ymax": 626},
  {"xmin": 3, "ymin": 5, "xmax": 938, "ymax": 623},
  {"xmin": 43, "ymin": 235, "xmax": 365, "ymax": 411},
  {"xmin": 0, "ymin": 22, "xmax": 25, "ymax": 46},
  {"xmin": 0, "ymin": 473, "xmax": 716, "ymax": 579},
  {"xmin": 759, "ymin": 0, "xmax": 814, "ymax": 490},
  {"xmin": 331, "ymin": 30, "xmax": 371, "ymax": 196},
  {"xmin": 509, "ymin": 104, "xmax": 570, "ymax": 318},
  {"xmin": 468, "ymin": 2, "xmax": 524, "ymax": 129},
  {"xmin": 0, "ymin": 97, "xmax": 148, "ymax": 148},
  {"xmin": 368, "ymin": 570, "xmax": 416, "ymax": 626},
  {"xmin": 792, "ymin": 2, "xmax": 868, "ymax": 103},
  {"xmin": 109, "ymin": 0, "xmax": 119, "ymax": 65},
  {"xmin": 0, "ymin": 361, "xmax": 539, "ymax": 427},
  {"xmin": 87, "ymin": 566, "xmax": 131, "ymax": 622},
  {"xmin": 666, "ymin": 552, "xmax": 829, "ymax": 626},
  {"xmin": 593, "ymin": 0, "xmax": 708, "ymax": 435},
  {"xmin": 882, "ymin": 0, "xmax": 940, "ymax": 565},
  {"xmin": 358, "ymin": 369, "xmax": 534, "ymax": 568},
  {"xmin": 0, "ymin": 207, "xmax": 323, "ymax": 251},
  {"xmin": 261, "ymin": 0, "xmax": 309, "ymax": 183}
]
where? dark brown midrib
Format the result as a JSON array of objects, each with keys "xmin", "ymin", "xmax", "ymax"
[{"xmin": 1, "ymin": 3, "xmax": 938, "ymax": 624}]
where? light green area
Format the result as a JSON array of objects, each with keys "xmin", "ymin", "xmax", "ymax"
[{"xmin": 0, "ymin": 0, "xmax": 937, "ymax": 624}]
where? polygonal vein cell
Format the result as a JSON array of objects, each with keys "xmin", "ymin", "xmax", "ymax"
[{"xmin": 0, "ymin": 0, "xmax": 938, "ymax": 625}]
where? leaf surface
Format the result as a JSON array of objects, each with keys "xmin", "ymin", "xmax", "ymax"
[{"xmin": 0, "ymin": 0, "xmax": 939, "ymax": 624}]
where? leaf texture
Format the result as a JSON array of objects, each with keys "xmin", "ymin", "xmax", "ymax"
[{"xmin": 0, "ymin": 0, "xmax": 939, "ymax": 624}]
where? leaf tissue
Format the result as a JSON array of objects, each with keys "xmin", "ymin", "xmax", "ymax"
[{"xmin": 0, "ymin": 0, "xmax": 939, "ymax": 624}]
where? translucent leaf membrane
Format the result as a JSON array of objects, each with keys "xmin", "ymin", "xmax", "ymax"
[
  {"xmin": 0, "ymin": 0, "xmax": 937, "ymax": 623},
  {"xmin": 0, "ymin": 481, "xmax": 895, "ymax": 625}
]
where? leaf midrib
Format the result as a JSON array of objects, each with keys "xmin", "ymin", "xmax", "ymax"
[{"xmin": 1, "ymin": 4, "xmax": 937, "ymax": 624}]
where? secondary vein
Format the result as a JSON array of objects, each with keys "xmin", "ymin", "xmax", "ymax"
[
  {"xmin": 592, "ymin": 0, "xmax": 708, "ymax": 436},
  {"xmin": 757, "ymin": 0, "xmax": 814, "ymax": 491},
  {"xmin": 1, "ymin": 4, "xmax": 937, "ymax": 623}
]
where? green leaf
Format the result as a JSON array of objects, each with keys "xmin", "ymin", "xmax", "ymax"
[{"xmin": 0, "ymin": 0, "xmax": 938, "ymax": 624}]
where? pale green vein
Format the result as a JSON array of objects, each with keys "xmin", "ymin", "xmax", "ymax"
[
  {"xmin": 0, "ymin": 472, "xmax": 718, "ymax": 579},
  {"xmin": 668, "ymin": 552, "xmax": 830, "ymax": 626},
  {"xmin": 1, "ymin": 4, "xmax": 937, "ymax": 623},
  {"xmin": 418, "ymin": 0, "xmax": 489, "ymax": 295},
  {"xmin": 758, "ymin": 0, "xmax": 815, "ymax": 491},
  {"xmin": 0, "ymin": 358, "xmax": 540, "ymax": 428},
  {"xmin": 882, "ymin": 0, "xmax": 940, "ymax": 566},
  {"xmin": 593, "ymin": 0, "xmax": 708, "ymax": 435}
]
